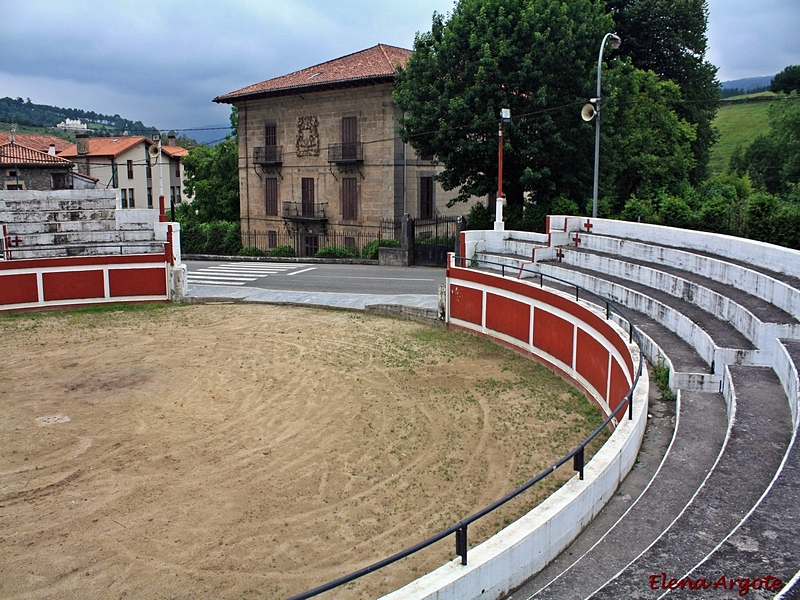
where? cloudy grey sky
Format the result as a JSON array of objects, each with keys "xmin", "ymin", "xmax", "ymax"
[{"xmin": 1, "ymin": 0, "xmax": 798, "ymax": 135}]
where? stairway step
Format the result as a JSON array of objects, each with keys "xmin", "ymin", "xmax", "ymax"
[
  {"xmin": 543, "ymin": 260, "xmax": 756, "ymax": 351},
  {"xmin": 510, "ymin": 391, "xmax": 727, "ymax": 600},
  {"xmin": 589, "ymin": 366, "xmax": 792, "ymax": 599},
  {"xmin": 568, "ymin": 245, "xmax": 798, "ymax": 326}
]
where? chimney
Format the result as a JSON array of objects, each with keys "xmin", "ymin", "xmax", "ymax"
[
  {"xmin": 168, "ymin": 134, "xmax": 176, "ymax": 147},
  {"xmin": 76, "ymin": 133, "xmax": 90, "ymax": 156},
  {"xmin": 75, "ymin": 133, "xmax": 90, "ymax": 175},
  {"xmin": 48, "ymin": 143, "xmax": 56, "ymax": 156}
]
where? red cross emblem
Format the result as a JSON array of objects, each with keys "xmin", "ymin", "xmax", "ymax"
[{"xmin": 583, "ymin": 219, "xmax": 593, "ymax": 232}]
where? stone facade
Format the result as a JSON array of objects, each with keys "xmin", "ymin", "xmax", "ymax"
[
  {"xmin": 2, "ymin": 165, "xmax": 71, "ymax": 191},
  {"xmin": 217, "ymin": 44, "xmax": 478, "ymax": 257}
]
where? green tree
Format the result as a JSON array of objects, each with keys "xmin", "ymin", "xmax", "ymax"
[
  {"xmin": 768, "ymin": 92, "xmax": 800, "ymax": 191},
  {"xmin": 394, "ymin": 0, "xmax": 615, "ymax": 215},
  {"xmin": 771, "ymin": 65, "xmax": 800, "ymax": 94},
  {"xmin": 607, "ymin": 0, "xmax": 719, "ymax": 184},
  {"xmin": 181, "ymin": 107, "xmax": 240, "ymax": 223},
  {"xmin": 657, "ymin": 193, "xmax": 695, "ymax": 229},
  {"xmin": 600, "ymin": 62, "xmax": 697, "ymax": 208}
]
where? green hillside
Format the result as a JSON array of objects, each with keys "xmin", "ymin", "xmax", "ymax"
[
  {"xmin": 709, "ymin": 93, "xmax": 775, "ymax": 174},
  {"xmin": 0, "ymin": 96, "xmax": 159, "ymax": 138}
]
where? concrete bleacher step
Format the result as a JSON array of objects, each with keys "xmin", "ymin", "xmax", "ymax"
[
  {"xmin": 507, "ymin": 391, "xmax": 727, "ymax": 600},
  {"xmin": 540, "ymin": 260, "xmax": 756, "ymax": 351},
  {"xmin": 579, "ymin": 232, "xmax": 800, "ymax": 322},
  {"xmin": 566, "ymin": 245, "xmax": 799, "ymax": 327},
  {"xmin": 667, "ymin": 445, "xmax": 799, "ymax": 593},
  {"xmin": 588, "ymin": 365, "xmax": 793, "ymax": 599}
]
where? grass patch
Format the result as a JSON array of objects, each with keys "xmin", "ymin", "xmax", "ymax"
[
  {"xmin": 709, "ymin": 96, "xmax": 774, "ymax": 174},
  {"xmin": 0, "ymin": 302, "xmax": 173, "ymax": 322},
  {"xmin": 652, "ymin": 360, "xmax": 676, "ymax": 401}
]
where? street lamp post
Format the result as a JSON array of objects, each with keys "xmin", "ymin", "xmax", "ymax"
[
  {"xmin": 591, "ymin": 33, "xmax": 621, "ymax": 219},
  {"xmin": 496, "ymin": 108, "xmax": 511, "ymax": 231}
]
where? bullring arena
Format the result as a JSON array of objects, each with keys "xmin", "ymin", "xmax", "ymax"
[
  {"xmin": 1, "ymin": 304, "xmax": 608, "ymax": 599},
  {"xmin": 1, "ymin": 204, "xmax": 799, "ymax": 599}
]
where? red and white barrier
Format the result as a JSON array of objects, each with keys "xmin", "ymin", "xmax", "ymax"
[{"xmin": 0, "ymin": 253, "xmax": 170, "ymax": 311}]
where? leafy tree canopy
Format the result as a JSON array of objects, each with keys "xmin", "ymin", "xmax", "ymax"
[
  {"xmin": 600, "ymin": 61, "xmax": 697, "ymax": 206},
  {"xmin": 607, "ymin": 0, "xmax": 720, "ymax": 183},
  {"xmin": 771, "ymin": 65, "xmax": 800, "ymax": 94},
  {"xmin": 180, "ymin": 108, "xmax": 239, "ymax": 223},
  {"xmin": 395, "ymin": 0, "xmax": 615, "ymax": 211}
]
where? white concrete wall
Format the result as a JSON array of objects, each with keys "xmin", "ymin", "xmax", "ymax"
[
  {"xmin": 551, "ymin": 216, "xmax": 800, "ymax": 282},
  {"xmin": 775, "ymin": 341, "xmax": 800, "ymax": 427},
  {"xmin": 577, "ymin": 234, "xmax": 800, "ymax": 322}
]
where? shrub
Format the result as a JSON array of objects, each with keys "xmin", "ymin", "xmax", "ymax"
[
  {"xmin": 466, "ymin": 202, "xmax": 493, "ymax": 230},
  {"xmin": 269, "ymin": 245, "xmax": 296, "ymax": 258},
  {"xmin": 316, "ymin": 246, "xmax": 358, "ymax": 259},
  {"xmin": 239, "ymin": 246, "xmax": 267, "ymax": 257},
  {"xmin": 362, "ymin": 238, "xmax": 400, "ymax": 260},
  {"xmin": 179, "ymin": 221, "xmax": 241, "ymax": 255}
]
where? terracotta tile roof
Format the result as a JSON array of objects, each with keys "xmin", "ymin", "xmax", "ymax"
[
  {"xmin": 0, "ymin": 142, "xmax": 73, "ymax": 167},
  {"xmin": 161, "ymin": 145, "xmax": 189, "ymax": 158},
  {"xmin": 215, "ymin": 44, "xmax": 411, "ymax": 103},
  {"xmin": 59, "ymin": 136, "xmax": 153, "ymax": 159},
  {"xmin": 0, "ymin": 133, "xmax": 72, "ymax": 154}
]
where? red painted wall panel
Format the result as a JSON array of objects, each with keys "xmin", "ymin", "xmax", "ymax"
[
  {"xmin": 450, "ymin": 284, "xmax": 483, "ymax": 325},
  {"xmin": 42, "ymin": 270, "xmax": 105, "ymax": 301},
  {"xmin": 533, "ymin": 308, "xmax": 574, "ymax": 367},
  {"xmin": 609, "ymin": 358, "xmax": 631, "ymax": 414},
  {"xmin": 486, "ymin": 293, "xmax": 530, "ymax": 342},
  {"xmin": 576, "ymin": 329, "xmax": 609, "ymax": 400},
  {"xmin": 109, "ymin": 268, "xmax": 166, "ymax": 297},
  {"xmin": 0, "ymin": 273, "xmax": 39, "ymax": 305}
]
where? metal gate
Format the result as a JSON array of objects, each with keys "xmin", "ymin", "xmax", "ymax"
[{"xmin": 413, "ymin": 243, "xmax": 450, "ymax": 267}]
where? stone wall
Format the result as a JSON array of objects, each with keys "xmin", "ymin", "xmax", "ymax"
[{"xmin": 234, "ymin": 83, "xmax": 469, "ymax": 254}]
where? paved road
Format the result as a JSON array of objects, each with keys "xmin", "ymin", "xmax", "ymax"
[{"xmin": 184, "ymin": 260, "xmax": 445, "ymax": 310}]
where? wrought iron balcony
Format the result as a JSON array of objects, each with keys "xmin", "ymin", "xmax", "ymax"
[
  {"xmin": 253, "ymin": 145, "xmax": 282, "ymax": 165},
  {"xmin": 282, "ymin": 201, "xmax": 327, "ymax": 221},
  {"xmin": 327, "ymin": 142, "xmax": 363, "ymax": 164}
]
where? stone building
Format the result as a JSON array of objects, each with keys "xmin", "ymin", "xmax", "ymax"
[
  {"xmin": 0, "ymin": 141, "xmax": 74, "ymax": 191},
  {"xmin": 214, "ymin": 44, "xmax": 469, "ymax": 257},
  {"xmin": 59, "ymin": 134, "xmax": 190, "ymax": 210}
]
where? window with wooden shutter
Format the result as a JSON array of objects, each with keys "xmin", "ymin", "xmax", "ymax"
[
  {"xmin": 265, "ymin": 178, "xmax": 278, "ymax": 216},
  {"xmin": 301, "ymin": 178, "xmax": 315, "ymax": 217},
  {"xmin": 342, "ymin": 116, "xmax": 358, "ymax": 160},
  {"xmin": 342, "ymin": 178, "xmax": 358, "ymax": 221},
  {"xmin": 419, "ymin": 177, "xmax": 434, "ymax": 219}
]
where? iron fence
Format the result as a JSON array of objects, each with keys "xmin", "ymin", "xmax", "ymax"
[{"xmin": 242, "ymin": 229, "xmax": 384, "ymax": 257}]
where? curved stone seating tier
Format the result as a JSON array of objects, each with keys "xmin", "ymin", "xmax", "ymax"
[
  {"xmin": 457, "ymin": 217, "xmax": 799, "ymax": 599},
  {"xmin": 560, "ymin": 246, "xmax": 800, "ymax": 348},
  {"xmin": 587, "ymin": 366, "xmax": 792, "ymax": 599},
  {"xmin": 381, "ymin": 258, "xmax": 649, "ymax": 599},
  {"xmin": 529, "ymin": 261, "xmax": 748, "ymax": 387},
  {"xmin": 518, "ymin": 390, "xmax": 727, "ymax": 599},
  {"xmin": 575, "ymin": 232, "xmax": 800, "ymax": 321}
]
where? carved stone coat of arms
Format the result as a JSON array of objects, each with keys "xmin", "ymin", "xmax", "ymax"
[{"xmin": 296, "ymin": 116, "xmax": 320, "ymax": 157}]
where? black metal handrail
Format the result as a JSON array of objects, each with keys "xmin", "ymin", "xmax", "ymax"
[
  {"xmin": 282, "ymin": 202, "xmax": 327, "ymax": 220},
  {"xmin": 253, "ymin": 145, "xmax": 282, "ymax": 165},
  {"xmin": 1, "ymin": 241, "xmax": 168, "ymax": 260},
  {"xmin": 327, "ymin": 142, "xmax": 363, "ymax": 163},
  {"xmin": 287, "ymin": 255, "xmax": 644, "ymax": 600}
]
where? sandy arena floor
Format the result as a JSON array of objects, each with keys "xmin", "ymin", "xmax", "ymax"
[{"xmin": 0, "ymin": 303, "xmax": 607, "ymax": 599}]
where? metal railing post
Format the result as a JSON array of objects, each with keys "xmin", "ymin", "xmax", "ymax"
[
  {"xmin": 456, "ymin": 524, "xmax": 468, "ymax": 565},
  {"xmin": 573, "ymin": 446, "xmax": 585, "ymax": 480}
]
